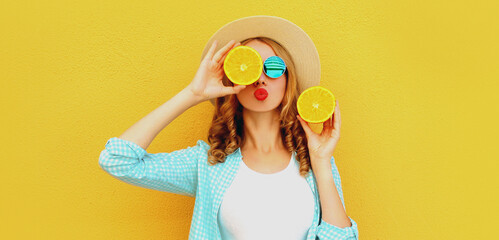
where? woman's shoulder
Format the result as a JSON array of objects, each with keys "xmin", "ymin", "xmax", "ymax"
[
  {"xmin": 194, "ymin": 139, "xmax": 210, "ymax": 151},
  {"xmin": 193, "ymin": 139, "xmax": 240, "ymax": 166},
  {"xmin": 193, "ymin": 139, "xmax": 211, "ymax": 162}
]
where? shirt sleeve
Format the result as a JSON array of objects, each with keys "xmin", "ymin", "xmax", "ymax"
[
  {"xmin": 98, "ymin": 137, "xmax": 207, "ymax": 197},
  {"xmin": 316, "ymin": 155, "xmax": 359, "ymax": 239}
]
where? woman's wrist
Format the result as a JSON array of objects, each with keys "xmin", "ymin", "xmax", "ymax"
[{"xmin": 180, "ymin": 86, "xmax": 205, "ymax": 107}]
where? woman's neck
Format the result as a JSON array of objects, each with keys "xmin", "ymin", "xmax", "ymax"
[{"xmin": 241, "ymin": 108, "xmax": 284, "ymax": 154}]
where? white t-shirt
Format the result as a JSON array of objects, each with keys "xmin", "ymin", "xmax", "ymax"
[{"xmin": 217, "ymin": 151, "xmax": 316, "ymax": 240}]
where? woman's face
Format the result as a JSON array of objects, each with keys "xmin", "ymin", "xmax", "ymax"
[{"xmin": 233, "ymin": 40, "xmax": 287, "ymax": 112}]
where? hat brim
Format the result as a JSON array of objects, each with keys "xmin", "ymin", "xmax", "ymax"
[{"xmin": 200, "ymin": 15, "xmax": 321, "ymax": 106}]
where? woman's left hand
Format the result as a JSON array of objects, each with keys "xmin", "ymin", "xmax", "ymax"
[{"xmin": 297, "ymin": 100, "xmax": 341, "ymax": 166}]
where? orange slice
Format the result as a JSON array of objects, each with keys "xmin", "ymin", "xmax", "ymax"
[
  {"xmin": 297, "ymin": 86, "xmax": 336, "ymax": 123},
  {"xmin": 223, "ymin": 46, "xmax": 263, "ymax": 85}
]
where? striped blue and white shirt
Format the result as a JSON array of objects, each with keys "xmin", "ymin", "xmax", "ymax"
[{"xmin": 98, "ymin": 137, "xmax": 359, "ymax": 239}]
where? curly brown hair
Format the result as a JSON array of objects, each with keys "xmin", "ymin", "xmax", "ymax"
[{"xmin": 206, "ymin": 37, "xmax": 313, "ymax": 177}]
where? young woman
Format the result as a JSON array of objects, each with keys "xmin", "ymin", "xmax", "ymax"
[{"xmin": 99, "ymin": 16, "xmax": 358, "ymax": 240}]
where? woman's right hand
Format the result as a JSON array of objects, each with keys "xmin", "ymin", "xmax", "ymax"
[{"xmin": 186, "ymin": 39, "xmax": 247, "ymax": 103}]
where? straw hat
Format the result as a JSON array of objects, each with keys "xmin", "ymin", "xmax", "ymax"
[{"xmin": 200, "ymin": 15, "xmax": 321, "ymax": 106}]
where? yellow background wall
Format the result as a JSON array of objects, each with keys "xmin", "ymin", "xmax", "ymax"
[{"xmin": 2, "ymin": 0, "xmax": 498, "ymax": 239}]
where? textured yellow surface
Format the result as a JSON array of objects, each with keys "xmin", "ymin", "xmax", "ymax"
[{"xmin": 1, "ymin": 0, "xmax": 498, "ymax": 239}]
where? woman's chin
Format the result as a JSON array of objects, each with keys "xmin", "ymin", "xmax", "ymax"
[{"xmin": 240, "ymin": 99, "xmax": 281, "ymax": 112}]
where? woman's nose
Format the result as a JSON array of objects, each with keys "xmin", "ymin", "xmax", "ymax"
[{"xmin": 253, "ymin": 74, "xmax": 267, "ymax": 87}]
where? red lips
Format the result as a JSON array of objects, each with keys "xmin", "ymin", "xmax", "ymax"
[{"xmin": 254, "ymin": 88, "xmax": 268, "ymax": 100}]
